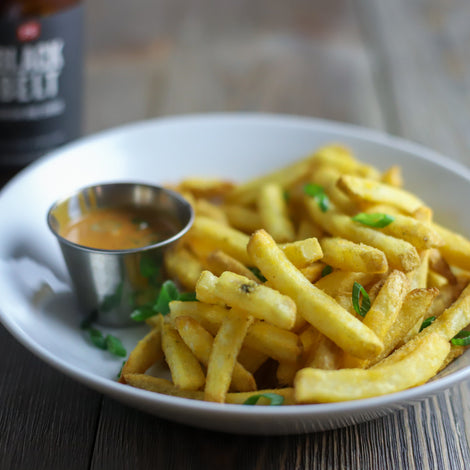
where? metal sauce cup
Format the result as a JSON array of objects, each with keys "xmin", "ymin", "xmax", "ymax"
[{"xmin": 47, "ymin": 182, "xmax": 194, "ymax": 327}]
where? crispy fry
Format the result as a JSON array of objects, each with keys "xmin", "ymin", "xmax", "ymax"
[
  {"xmin": 279, "ymin": 238, "xmax": 323, "ymax": 268},
  {"xmin": 164, "ymin": 245, "xmax": 203, "ymax": 291},
  {"xmin": 305, "ymin": 199, "xmax": 420, "ymax": 272},
  {"xmin": 175, "ymin": 315, "xmax": 256, "ymax": 392},
  {"xmin": 362, "ymin": 270, "xmax": 410, "ymax": 342},
  {"xmin": 295, "ymin": 332, "xmax": 449, "ymax": 403},
  {"xmin": 247, "ymin": 229, "xmax": 383, "ymax": 359},
  {"xmin": 196, "ymin": 270, "xmax": 297, "ymax": 329},
  {"xmin": 319, "ymin": 237, "xmax": 388, "ymax": 273},
  {"xmin": 119, "ymin": 315, "xmax": 163, "ymax": 384},
  {"xmin": 337, "ymin": 174, "xmax": 424, "ymax": 214},
  {"xmin": 312, "ymin": 144, "xmax": 380, "ymax": 179},
  {"xmin": 205, "ymin": 310, "xmax": 253, "ymax": 403},
  {"xmin": 178, "ymin": 177, "xmax": 235, "ymax": 198},
  {"xmin": 258, "ymin": 183, "xmax": 295, "ymax": 242},
  {"xmin": 205, "ymin": 250, "xmax": 260, "ymax": 281},
  {"xmin": 226, "ymin": 153, "xmax": 317, "ymax": 205},
  {"xmin": 223, "ymin": 204, "xmax": 262, "ymax": 233},
  {"xmin": 161, "ymin": 319, "xmax": 205, "ymax": 391},
  {"xmin": 244, "ymin": 320, "xmax": 303, "ymax": 363}
]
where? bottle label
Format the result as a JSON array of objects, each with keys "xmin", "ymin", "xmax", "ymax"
[{"xmin": 0, "ymin": 4, "xmax": 83, "ymax": 165}]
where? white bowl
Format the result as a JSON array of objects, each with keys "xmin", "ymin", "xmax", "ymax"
[{"xmin": 1, "ymin": 113, "xmax": 469, "ymax": 435}]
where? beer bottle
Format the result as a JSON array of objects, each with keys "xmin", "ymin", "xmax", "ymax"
[{"xmin": 0, "ymin": 0, "xmax": 83, "ymax": 169}]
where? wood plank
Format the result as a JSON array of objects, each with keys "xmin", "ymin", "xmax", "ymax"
[
  {"xmin": 0, "ymin": 325, "xmax": 102, "ymax": 469},
  {"xmin": 84, "ymin": 0, "xmax": 384, "ymax": 134}
]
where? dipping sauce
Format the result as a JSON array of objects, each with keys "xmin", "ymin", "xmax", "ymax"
[{"xmin": 60, "ymin": 206, "xmax": 179, "ymax": 250}]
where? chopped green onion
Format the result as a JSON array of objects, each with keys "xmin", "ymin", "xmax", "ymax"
[
  {"xmin": 321, "ymin": 265, "xmax": 333, "ymax": 277},
  {"xmin": 303, "ymin": 183, "xmax": 330, "ymax": 212},
  {"xmin": 243, "ymin": 393, "xmax": 284, "ymax": 406},
  {"xmin": 179, "ymin": 292, "xmax": 198, "ymax": 302},
  {"xmin": 451, "ymin": 331, "xmax": 470, "ymax": 346},
  {"xmin": 105, "ymin": 335, "xmax": 127, "ymax": 357},
  {"xmin": 419, "ymin": 316, "xmax": 436, "ymax": 332},
  {"xmin": 155, "ymin": 280, "xmax": 181, "ymax": 315},
  {"xmin": 352, "ymin": 282, "xmax": 371, "ymax": 317},
  {"xmin": 131, "ymin": 280, "xmax": 197, "ymax": 321},
  {"xmin": 249, "ymin": 267, "xmax": 267, "ymax": 283},
  {"xmin": 352, "ymin": 213, "xmax": 395, "ymax": 228},
  {"xmin": 88, "ymin": 328, "xmax": 107, "ymax": 350},
  {"xmin": 130, "ymin": 304, "xmax": 157, "ymax": 322}
]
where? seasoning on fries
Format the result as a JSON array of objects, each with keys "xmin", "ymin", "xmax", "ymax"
[{"xmin": 120, "ymin": 144, "xmax": 470, "ymax": 405}]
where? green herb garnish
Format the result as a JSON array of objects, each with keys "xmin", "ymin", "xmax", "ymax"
[
  {"xmin": 352, "ymin": 213, "xmax": 395, "ymax": 228},
  {"xmin": 249, "ymin": 267, "xmax": 267, "ymax": 283},
  {"xmin": 451, "ymin": 331, "xmax": 470, "ymax": 346},
  {"xmin": 88, "ymin": 328, "xmax": 107, "ymax": 350},
  {"xmin": 303, "ymin": 183, "xmax": 330, "ymax": 212},
  {"xmin": 419, "ymin": 316, "xmax": 436, "ymax": 332},
  {"xmin": 131, "ymin": 280, "xmax": 196, "ymax": 321},
  {"xmin": 352, "ymin": 282, "xmax": 371, "ymax": 317},
  {"xmin": 243, "ymin": 393, "xmax": 284, "ymax": 406},
  {"xmin": 321, "ymin": 265, "xmax": 333, "ymax": 277},
  {"xmin": 82, "ymin": 316, "xmax": 127, "ymax": 358},
  {"xmin": 105, "ymin": 335, "xmax": 127, "ymax": 357}
]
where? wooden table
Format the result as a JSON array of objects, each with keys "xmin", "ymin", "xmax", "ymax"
[{"xmin": 2, "ymin": 0, "xmax": 470, "ymax": 468}]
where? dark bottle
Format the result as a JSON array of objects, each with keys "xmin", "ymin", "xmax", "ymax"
[{"xmin": 0, "ymin": 0, "xmax": 83, "ymax": 168}]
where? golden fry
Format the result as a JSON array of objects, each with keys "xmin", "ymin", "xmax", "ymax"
[
  {"xmin": 205, "ymin": 310, "xmax": 253, "ymax": 403},
  {"xmin": 247, "ymin": 230, "xmax": 383, "ymax": 359}
]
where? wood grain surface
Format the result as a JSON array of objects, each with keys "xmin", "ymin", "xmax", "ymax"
[{"xmin": 1, "ymin": 0, "xmax": 470, "ymax": 468}]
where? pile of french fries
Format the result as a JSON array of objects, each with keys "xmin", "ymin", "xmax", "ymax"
[{"xmin": 120, "ymin": 144, "xmax": 470, "ymax": 405}]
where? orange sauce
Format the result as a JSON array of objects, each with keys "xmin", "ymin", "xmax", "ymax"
[{"xmin": 60, "ymin": 206, "xmax": 178, "ymax": 250}]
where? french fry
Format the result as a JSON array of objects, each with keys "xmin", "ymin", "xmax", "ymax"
[
  {"xmin": 244, "ymin": 320, "xmax": 303, "ymax": 363},
  {"xmin": 196, "ymin": 270, "xmax": 297, "ymax": 329},
  {"xmin": 362, "ymin": 210, "xmax": 444, "ymax": 250},
  {"xmin": 119, "ymin": 315, "xmax": 163, "ymax": 384},
  {"xmin": 295, "ymin": 332, "xmax": 450, "ymax": 403},
  {"xmin": 319, "ymin": 237, "xmax": 388, "ymax": 273},
  {"xmin": 194, "ymin": 198, "xmax": 229, "ymax": 224},
  {"xmin": 314, "ymin": 271, "xmax": 376, "ymax": 299},
  {"xmin": 178, "ymin": 177, "xmax": 235, "ymax": 198},
  {"xmin": 305, "ymin": 198, "xmax": 420, "ymax": 272},
  {"xmin": 362, "ymin": 270, "xmax": 410, "ymax": 342},
  {"xmin": 247, "ymin": 229, "xmax": 383, "ymax": 359},
  {"xmin": 125, "ymin": 373, "xmax": 296, "ymax": 405},
  {"xmin": 124, "ymin": 374, "xmax": 205, "ymax": 400},
  {"xmin": 189, "ymin": 216, "xmax": 252, "ymax": 265},
  {"xmin": 300, "ymin": 262, "xmax": 325, "ymax": 283},
  {"xmin": 205, "ymin": 310, "xmax": 253, "ymax": 403},
  {"xmin": 381, "ymin": 165, "xmax": 403, "ymax": 187},
  {"xmin": 205, "ymin": 250, "xmax": 260, "ymax": 282},
  {"xmin": 305, "ymin": 335, "xmax": 342, "ymax": 370},
  {"xmin": 174, "ymin": 315, "xmax": 256, "ymax": 392},
  {"xmin": 431, "ymin": 223, "xmax": 470, "ymax": 271},
  {"xmin": 337, "ymin": 174, "xmax": 425, "ymax": 214},
  {"xmin": 258, "ymin": 183, "xmax": 295, "ymax": 242},
  {"xmin": 225, "ymin": 153, "xmax": 317, "ymax": 205},
  {"xmin": 161, "ymin": 319, "xmax": 205, "ymax": 391},
  {"xmin": 164, "ymin": 244, "xmax": 203, "ymax": 291},
  {"xmin": 279, "ymin": 238, "xmax": 323, "ymax": 268},
  {"xmin": 296, "ymin": 218, "xmax": 324, "ymax": 240},
  {"xmin": 312, "ymin": 144, "xmax": 380, "ymax": 179},
  {"xmin": 223, "ymin": 204, "xmax": 262, "ymax": 233},
  {"xmin": 308, "ymin": 165, "xmax": 357, "ymax": 214}
]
